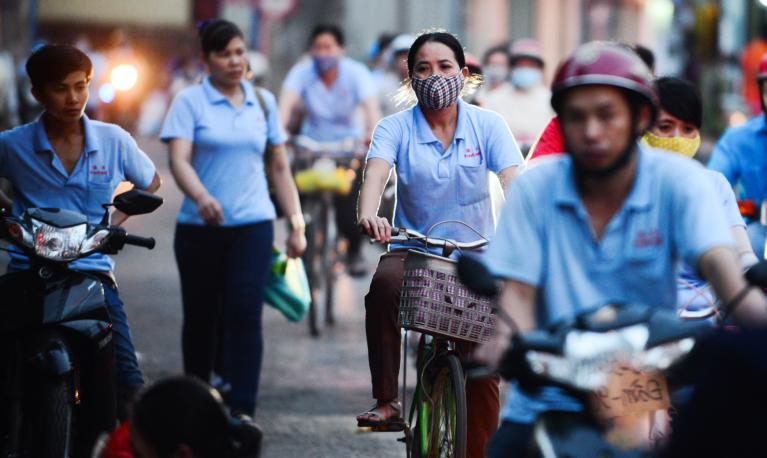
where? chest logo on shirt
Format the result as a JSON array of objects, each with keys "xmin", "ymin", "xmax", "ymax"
[
  {"xmin": 90, "ymin": 165, "xmax": 108, "ymax": 176},
  {"xmin": 633, "ymin": 229, "xmax": 662, "ymax": 248},
  {"xmin": 463, "ymin": 146, "xmax": 481, "ymax": 160}
]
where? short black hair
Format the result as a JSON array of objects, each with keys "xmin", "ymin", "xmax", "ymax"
[
  {"xmin": 25, "ymin": 44, "xmax": 93, "ymax": 88},
  {"xmin": 482, "ymin": 45, "xmax": 510, "ymax": 66},
  {"xmin": 198, "ymin": 19, "xmax": 244, "ymax": 55},
  {"xmin": 630, "ymin": 44, "xmax": 655, "ymax": 72},
  {"xmin": 654, "ymin": 76, "xmax": 702, "ymax": 129},
  {"xmin": 309, "ymin": 24, "xmax": 345, "ymax": 48},
  {"xmin": 407, "ymin": 31, "xmax": 465, "ymax": 78}
]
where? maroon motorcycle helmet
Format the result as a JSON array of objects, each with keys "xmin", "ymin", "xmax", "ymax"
[{"xmin": 550, "ymin": 41, "xmax": 657, "ymax": 121}]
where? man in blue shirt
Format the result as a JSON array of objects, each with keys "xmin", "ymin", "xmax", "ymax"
[
  {"xmin": 478, "ymin": 42, "xmax": 767, "ymax": 456},
  {"xmin": 708, "ymin": 52, "xmax": 767, "ymax": 258},
  {"xmin": 0, "ymin": 45, "xmax": 161, "ymax": 417},
  {"xmin": 278, "ymin": 24, "xmax": 381, "ymax": 275}
]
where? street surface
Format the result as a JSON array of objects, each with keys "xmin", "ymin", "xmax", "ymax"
[{"xmin": 111, "ymin": 139, "xmax": 408, "ymax": 457}]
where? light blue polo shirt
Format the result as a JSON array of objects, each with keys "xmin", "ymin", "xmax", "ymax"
[
  {"xmin": 160, "ymin": 77, "xmax": 286, "ymax": 226},
  {"xmin": 0, "ymin": 114, "xmax": 157, "ymax": 272},
  {"xmin": 281, "ymin": 57, "xmax": 376, "ymax": 141},
  {"xmin": 367, "ymin": 99, "xmax": 523, "ymax": 246},
  {"xmin": 708, "ymin": 115, "xmax": 767, "ymax": 201},
  {"xmin": 484, "ymin": 146, "xmax": 734, "ymax": 423}
]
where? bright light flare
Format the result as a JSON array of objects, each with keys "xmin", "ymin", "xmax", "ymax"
[
  {"xmin": 98, "ymin": 83, "xmax": 116, "ymax": 104},
  {"xmin": 760, "ymin": 0, "xmax": 767, "ymax": 8},
  {"xmin": 110, "ymin": 64, "xmax": 138, "ymax": 91}
]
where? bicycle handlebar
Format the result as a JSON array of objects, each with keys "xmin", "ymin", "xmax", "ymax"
[
  {"xmin": 292, "ymin": 135, "xmax": 359, "ymax": 156},
  {"xmin": 388, "ymin": 227, "xmax": 488, "ymax": 250}
]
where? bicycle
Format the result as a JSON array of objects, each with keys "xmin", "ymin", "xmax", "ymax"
[
  {"xmin": 368, "ymin": 224, "xmax": 495, "ymax": 458},
  {"xmin": 291, "ymin": 135, "xmax": 361, "ymax": 337}
]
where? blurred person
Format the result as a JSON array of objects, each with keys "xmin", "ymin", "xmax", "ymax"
[
  {"xmin": 0, "ymin": 51, "xmax": 20, "ymax": 130},
  {"xmin": 528, "ymin": 42, "xmax": 655, "ymax": 163},
  {"xmin": 169, "ymin": 55, "xmax": 204, "ymax": 99},
  {"xmin": 356, "ymin": 30, "xmax": 524, "ymax": 458},
  {"xmin": 642, "ymin": 76, "xmax": 757, "ymax": 309},
  {"xmin": 463, "ymin": 52, "xmax": 483, "ymax": 105},
  {"xmin": 0, "ymin": 44, "xmax": 162, "ymax": 417},
  {"xmin": 708, "ymin": 51, "xmax": 767, "ymax": 259},
  {"xmin": 99, "ymin": 376, "xmax": 261, "ymax": 457},
  {"xmin": 378, "ymin": 33, "xmax": 416, "ymax": 116},
  {"xmin": 367, "ymin": 32, "xmax": 396, "ymax": 85},
  {"xmin": 476, "ymin": 46, "xmax": 514, "ymax": 121},
  {"xmin": 161, "ymin": 19, "xmax": 305, "ymax": 418},
  {"xmin": 278, "ymin": 24, "xmax": 381, "ymax": 276}
]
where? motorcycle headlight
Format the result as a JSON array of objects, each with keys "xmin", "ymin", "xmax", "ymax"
[
  {"xmin": 80, "ymin": 229, "xmax": 110, "ymax": 254},
  {"xmin": 31, "ymin": 218, "xmax": 87, "ymax": 261}
]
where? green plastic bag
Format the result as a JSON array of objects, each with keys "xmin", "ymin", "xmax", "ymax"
[{"xmin": 264, "ymin": 248, "xmax": 311, "ymax": 322}]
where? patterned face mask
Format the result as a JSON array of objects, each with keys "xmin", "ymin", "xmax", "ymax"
[
  {"xmin": 642, "ymin": 132, "xmax": 701, "ymax": 158},
  {"xmin": 411, "ymin": 73, "xmax": 465, "ymax": 110}
]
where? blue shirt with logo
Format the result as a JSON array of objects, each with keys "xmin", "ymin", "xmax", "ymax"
[
  {"xmin": 484, "ymin": 147, "xmax": 733, "ymax": 423},
  {"xmin": 708, "ymin": 115, "xmax": 767, "ymax": 201},
  {"xmin": 160, "ymin": 78, "xmax": 287, "ymax": 226},
  {"xmin": 367, "ymin": 99, "xmax": 523, "ymax": 246},
  {"xmin": 0, "ymin": 114, "xmax": 157, "ymax": 272},
  {"xmin": 282, "ymin": 57, "xmax": 376, "ymax": 141}
]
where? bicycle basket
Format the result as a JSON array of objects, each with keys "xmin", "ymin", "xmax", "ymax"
[{"xmin": 399, "ymin": 250, "xmax": 495, "ymax": 343}]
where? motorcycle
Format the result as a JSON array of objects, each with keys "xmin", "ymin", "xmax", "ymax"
[
  {"xmin": 457, "ymin": 255, "xmax": 767, "ymax": 457},
  {"xmin": 0, "ymin": 189, "xmax": 162, "ymax": 458}
]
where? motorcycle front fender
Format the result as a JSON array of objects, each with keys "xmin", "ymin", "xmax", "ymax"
[{"xmin": 29, "ymin": 336, "xmax": 72, "ymax": 377}]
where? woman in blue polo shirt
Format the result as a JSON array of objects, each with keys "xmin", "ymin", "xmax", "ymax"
[
  {"xmin": 160, "ymin": 20, "xmax": 305, "ymax": 417},
  {"xmin": 355, "ymin": 31, "xmax": 524, "ymax": 458}
]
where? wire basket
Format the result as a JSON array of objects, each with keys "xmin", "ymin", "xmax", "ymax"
[{"xmin": 399, "ymin": 250, "xmax": 496, "ymax": 344}]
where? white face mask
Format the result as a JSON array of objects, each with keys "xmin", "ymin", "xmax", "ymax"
[
  {"xmin": 483, "ymin": 65, "xmax": 509, "ymax": 86},
  {"xmin": 510, "ymin": 67, "xmax": 542, "ymax": 89}
]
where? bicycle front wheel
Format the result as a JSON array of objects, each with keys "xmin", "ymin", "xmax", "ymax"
[{"xmin": 414, "ymin": 353, "xmax": 467, "ymax": 458}]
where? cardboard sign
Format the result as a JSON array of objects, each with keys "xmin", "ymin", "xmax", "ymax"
[{"xmin": 591, "ymin": 365, "xmax": 671, "ymax": 419}]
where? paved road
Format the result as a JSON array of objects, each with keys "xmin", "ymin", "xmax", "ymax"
[{"xmin": 113, "ymin": 139, "xmax": 410, "ymax": 457}]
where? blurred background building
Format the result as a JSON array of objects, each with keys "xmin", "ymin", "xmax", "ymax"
[{"xmin": 1, "ymin": 0, "xmax": 767, "ymax": 140}]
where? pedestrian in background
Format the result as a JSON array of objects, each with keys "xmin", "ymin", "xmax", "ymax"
[{"xmin": 160, "ymin": 19, "xmax": 306, "ymax": 418}]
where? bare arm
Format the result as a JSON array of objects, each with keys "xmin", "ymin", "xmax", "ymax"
[
  {"xmin": 699, "ymin": 246, "xmax": 767, "ymax": 327},
  {"xmin": 111, "ymin": 171, "xmax": 162, "ymax": 226},
  {"xmin": 475, "ymin": 279, "xmax": 538, "ymax": 367},
  {"xmin": 167, "ymin": 138, "xmax": 223, "ymax": 225},
  {"xmin": 732, "ymin": 225, "xmax": 759, "ymax": 268},
  {"xmin": 267, "ymin": 145, "xmax": 306, "ymax": 258},
  {"xmin": 360, "ymin": 95, "xmax": 382, "ymax": 143},
  {"xmin": 497, "ymin": 165, "xmax": 522, "ymax": 194},
  {"xmin": 357, "ymin": 157, "xmax": 392, "ymax": 243},
  {"xmin": 278, "ymin": 89, "xmax": 301, "ymax": 136}
]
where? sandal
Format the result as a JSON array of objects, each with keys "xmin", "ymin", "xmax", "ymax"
[{"xmin": 356, "ymin": 401, "xmax": 404, "ymax": 428}]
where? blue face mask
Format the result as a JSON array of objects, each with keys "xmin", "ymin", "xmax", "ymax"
[
  {"xmin": 313, "ymin": 55, "xmax": 339, "ymax": 74},
  {"xmin": 510, "ymin": 67, "xmax": 542, "ymax": 90}
]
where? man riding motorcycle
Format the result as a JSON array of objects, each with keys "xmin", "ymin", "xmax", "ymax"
[
  {"xmin": 476, "ymin": 41, "xmax": 767, "ymax": 456},
  {"xmin": 708, "ymin": 52, "xmax": 767, "ymax": 259},
  {"xmin": 0, "ymin": 44, "xmax": 162, "ymax": 417}
]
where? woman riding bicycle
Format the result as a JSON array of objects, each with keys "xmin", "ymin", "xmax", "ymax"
[{"xmin": 355, "ymin": 30, "xmax": 524, "ymax": 458}]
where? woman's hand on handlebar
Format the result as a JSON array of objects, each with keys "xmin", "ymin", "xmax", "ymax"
[
  {"xmin": 286, "ymin": 230, "xmax": 307, "ymax": 258},
  {"xmin": 358, "ymin": 215, "xmax": 391, "ymax": 244},
  {"xmin": 195, "ymin": 193, "xmax": 225, "ymax": 226}
]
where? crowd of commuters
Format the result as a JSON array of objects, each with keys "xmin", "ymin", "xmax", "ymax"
[{"xmin": 4, "ymin": 15, "xmax": 767, "ymax": 458}]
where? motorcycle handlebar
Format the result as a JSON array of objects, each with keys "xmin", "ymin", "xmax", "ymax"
[{"xmin": 122, "ymin": 234, "xmax": 155, "ymax": 250}]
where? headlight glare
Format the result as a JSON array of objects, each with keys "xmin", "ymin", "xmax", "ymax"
[{"xmin": 31, "ymin": 218, "xmax": 87, "ymax": 261}]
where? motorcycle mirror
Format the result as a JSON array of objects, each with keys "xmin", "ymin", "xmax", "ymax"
[
  {"xmin": 745, "ymin": 260, "xmax": 767, "ymax": 288},
  {"xmin": 112, "ymin": 189, "xmax": 163, "ymax": 216},
  {"xmin": 457, "ymin": 254, "xmax": 499, "ymax": 298}
]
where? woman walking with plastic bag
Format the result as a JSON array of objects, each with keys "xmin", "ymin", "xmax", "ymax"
[{"xmin": 160, "ymin": 19, "xmax": 305, "ymax": 417}]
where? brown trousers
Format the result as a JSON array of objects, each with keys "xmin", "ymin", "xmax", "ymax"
[{"xmin": 364, "ymin": 250, "xmax": 500, "ymax": 458}]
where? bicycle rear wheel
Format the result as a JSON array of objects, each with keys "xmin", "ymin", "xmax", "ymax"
[
  {"xmin": 413, "ymin": 351, "xmax": 467, "ymax": 458},
  {"xmin": 303, "ymin": 196, "xmax": 328, "ymax": 337}
]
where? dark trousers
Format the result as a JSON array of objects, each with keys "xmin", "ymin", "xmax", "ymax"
[
  {"xmin": 333, "ymin": 166, "xmax": 363, "ymax": 258},
  {"xmin": 174, "ymin": 221, "xmax": 273, "ymax": 416},
  {"xmin": 365, "ymin": 250, "xmax": 501, "ymax": 458},
  {"xmin": 102, "ymin": 280, "xmax": 144, "ymax": 391},
  {"xmin": 487, "ymin": 421, "xmax": 534, "ymax": 458}
]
